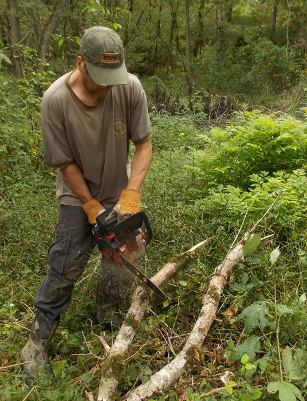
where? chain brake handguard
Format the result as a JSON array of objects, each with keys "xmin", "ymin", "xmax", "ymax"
[{"xmin": 94, "ymin": 208, "xmax": 152, "ymax": 246}]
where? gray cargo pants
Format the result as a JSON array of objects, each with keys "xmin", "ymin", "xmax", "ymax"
[{"xmin": 34, "ymin": 205, "xmax": 133, "ymax": 321}]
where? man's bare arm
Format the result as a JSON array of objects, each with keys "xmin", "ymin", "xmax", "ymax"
[
  {"xmin": 127, "ymin": 140, "xmax": 153, "ymax": 191},
  {"xmin": 61, "ymin": 162, "xmax": 93, "ymax": 203}
]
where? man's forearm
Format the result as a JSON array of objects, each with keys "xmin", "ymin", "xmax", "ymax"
[
  {"xmin": 61, "ymin": 162, "xmax": 93, "ymax": 203},
  {"xmin": 127, "ymin": 140, "xmax": 153, "ymax": 191}
]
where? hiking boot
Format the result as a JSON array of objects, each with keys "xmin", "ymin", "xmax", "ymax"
[{"xmin": 21, "ymin": 309, "xmax": 59, "ymax": 380}]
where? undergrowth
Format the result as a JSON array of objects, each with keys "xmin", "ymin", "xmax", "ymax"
[{"xmin": 1, "ymin": 76, "xmax": 307, "ymax": 400}]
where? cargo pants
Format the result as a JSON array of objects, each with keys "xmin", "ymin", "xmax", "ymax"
[{"xmin": 34, "ymin": 205, "xmax": 133, "ymax": 321}]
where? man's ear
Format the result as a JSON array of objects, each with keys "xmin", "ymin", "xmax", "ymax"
[{"xmin": 76, "ymin": 56, "xmax": 84, "ymax": 71}]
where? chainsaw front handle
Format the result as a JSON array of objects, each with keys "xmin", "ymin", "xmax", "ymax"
[{"xmin": 141, "ymin": 211, "xmax": 153, "ymax": 245}]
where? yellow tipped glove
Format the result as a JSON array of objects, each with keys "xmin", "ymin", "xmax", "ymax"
[
  {"xmin": 110, "ymin": 189, "xmax": 141, "ymax": 222},
  {"xmin": 82, "ymin": 199, "xmax": 106, "ymax": 225}
]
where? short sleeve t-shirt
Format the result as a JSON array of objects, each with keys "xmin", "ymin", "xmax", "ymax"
[{"xmin": 41, "ymin": 72, "xmax": 151, "ymax": 209}]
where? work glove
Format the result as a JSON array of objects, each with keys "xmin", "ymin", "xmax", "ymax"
[
  {"xmin": 82, "ymin": 199, "xmax": 106, "ymax": 225},
  {"xmin": 109, "ymin": 189, "xmax": 141, "ymax": 222}
]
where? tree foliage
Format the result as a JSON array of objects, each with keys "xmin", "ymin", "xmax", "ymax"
[{"xmin": 1, "ymin": 0, "xmax": 307, "ymax": 96}]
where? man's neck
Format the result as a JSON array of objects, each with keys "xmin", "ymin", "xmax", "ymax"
[{"xmin": 68, "ymin": 70, "xmax": 109, "ymax": 106}]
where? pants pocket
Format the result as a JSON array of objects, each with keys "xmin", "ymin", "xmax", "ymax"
[{"xmin": 47, "ymin": 224, "xmax": 73, "ymax": 274}]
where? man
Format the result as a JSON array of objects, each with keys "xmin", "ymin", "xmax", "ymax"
[{"xmin": 21, "ymin": 26, "xmax": 152, "ymax": 380}]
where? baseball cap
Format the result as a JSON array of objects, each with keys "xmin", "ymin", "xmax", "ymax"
[{"xmin": 80, "ymin": 26, "xmax": 128, "ymax": 86}]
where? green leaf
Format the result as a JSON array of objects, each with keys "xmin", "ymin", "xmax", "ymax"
[
  {"xmin": 230, "ymin": 335, "xmax": 261, "ymax": 361},
  {"xmin": 80, "ymin": 372, "xmax": 92, "ymax": 382},
  {"xmin": 250, "ymin": 388, "xmax": 262, "ymax": 399},
  {"xmin": 165, "ymin": 316, "xmax": 176, "ymax": 326},
  {"xmin": 243, "ymin": 234, "xmax": 262, "ymax": 256},
  {"xmin": 277, "ymin": 304, "xmax": 294, "ymax": 316},
  {"xmin": 257, "ymin": 354, "xmax": 270, "ymax": 374},
  {"xmin": 141, "ymin": 375, "xmax": 151, "ymax": 384},
  {"xmin": 283, "ymin": 347, "xmax": 295, "ymax": 378},
  {"xmin": 267, "ymin": 381, "xmax": 304, "ymax": 401},
  {"xmin": 282, "ymin": 347, "xmax": 307, "ymax": 381},
  {"xmin": 51, "ymin": 359, "xmax": 66, "ymax": 374},
  {"xmin": 270, "ymin": 247, "xmax": 280, "ymax": 265},
  {"xmin": 230, "ymin": 273, "xmax": 254, "ymax": 292},
  {"xmin": 245, "ymin": 363, "xmax": 256, "ymax": 370},
  {"xmin": 126, "ymin": 363, "xmax": 138, "ymax": 381},
  {"xmin": 0, "ymin": 53, "xmax": 12, "ymax": 65},
  {"xmin": 227, "ymin": 338, "xmax": 235, "ymax": 351},
  {"xmin": 241, "ymin": 353, "xmax": 249, "ymax": 364},
  {"xmin": 225, "ymin": 382, "xmax": 234, "ymax": 394},
  {"xmin": 238, "ymin": 301, "xmax": 269, "ymax": 334},
  {"xmin": 63, "ymin": 384, "xmax": 77, "ymax": 398}
]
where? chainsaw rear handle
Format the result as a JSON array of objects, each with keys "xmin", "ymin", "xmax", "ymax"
[{"xmin": 95, "ymin": 208, "xmax": 117, "ymax": 237}]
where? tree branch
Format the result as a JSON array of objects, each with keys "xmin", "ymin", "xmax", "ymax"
[
  {"xmin": 123, "ymin": 234, "xmax": 273, "ymax": 401},
  {"xmin": 94, "ymin": 238, "xmax": 212, "ymax": 401}
]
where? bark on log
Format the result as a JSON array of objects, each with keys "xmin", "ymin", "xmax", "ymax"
[
  {"xmin": 123, "ymin": 235, "xmax": 274, "ymax": 401},
  {"xmin": 96, "ymin": 239, "xmax": 212, "ymax": 401}
]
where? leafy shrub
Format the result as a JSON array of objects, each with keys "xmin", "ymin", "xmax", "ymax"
[
  {"xmin": 0, "ymin": 74, "xmax": 54, "ymax": 197},
  {"xmin": 189, "ymin": 111, "xmax": 307, "ymax": 191},
  {"xmin": 191, "ymin": 169, "xmax": 307, "ymax": 237}
]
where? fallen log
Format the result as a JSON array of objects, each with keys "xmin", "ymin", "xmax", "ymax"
[
  {"xmin": 93, "ymin": 238, "xmax": 212, "ymax": 401},
  {"xmin": 123, "ymin": 234, "xmax": 274, "ymax": 401},
  {"xmin": 87, "ymin": 234, "xmax": 273, "ymax": 401}
]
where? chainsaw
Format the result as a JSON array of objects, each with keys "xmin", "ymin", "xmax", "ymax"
[{"xmin": 93, "ymin": 208, "xmax": 167, "ymax": 300}]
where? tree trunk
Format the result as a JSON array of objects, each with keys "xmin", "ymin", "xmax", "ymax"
[
  {"xmin": 62, "ymin": 3, "xmax": 69, "ymax": 70},
  {"xmin": 194, "ymin": 0, "xmax": 205, "ymax": 57},
  {"xmin": 38, "ymin": 0, "xmax": 62, "ymax": 73},
  {"xmin": 148, "ymin": 0, "xmax": 162, "ymax": 76},
  {"xmin": 123, "ymin": 0, "xmax": 134, "ymax": 50},
  {"xmin": 26, "ymin": 8, "xmax": 41, "ymax": 49},
  {"xmin": 270, "ymin": 0, "xmax": 278, "ymax": 41},
  {"xmin": 216, "ymin": 0, "xmax": 223, "ymax": 43},
  {"xmin": 6, "ymin": 0, "xmax": 23, "ymax": 78},
  {"xmin": 168, "ymin": 0, "xmax": 180, "ymax": 68},
  {"xmin": 185, "ymin": 0, "xmax": 193, "ymax": 96},
  {"xmin": 225, "ymin": 0, "xmax": 233, "ymax": 23},
  {"xmin": 185, "ymin": 0, "xmax": 190, "ymax": 67}
]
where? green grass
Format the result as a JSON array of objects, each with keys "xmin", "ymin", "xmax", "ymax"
[{"xmin": 1, "ymin": 94, "xmax": 307, "ymax": 400}]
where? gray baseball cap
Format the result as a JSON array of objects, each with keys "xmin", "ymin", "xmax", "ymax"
[{"xmin": 80, "ymin": 26, "xmax": 128, "ymax": 86}]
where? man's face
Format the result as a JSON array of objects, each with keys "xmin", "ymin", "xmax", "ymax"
[{"xmin": 79, "ymin": 58, "xmax": 113, "ymax": 97}]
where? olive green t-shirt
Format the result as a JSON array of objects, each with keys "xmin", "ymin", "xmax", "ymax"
[{"xmin": 41, "ymin": 71, "xmax": 151, "ymax": 209}]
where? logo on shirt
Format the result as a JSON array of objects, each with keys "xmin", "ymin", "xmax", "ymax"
[{"xmin": 114, "ymin": 120, "xmax": 126, "ymax": 138}]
